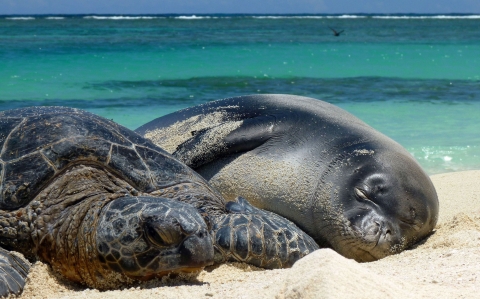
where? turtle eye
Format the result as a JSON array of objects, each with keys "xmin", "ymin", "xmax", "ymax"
[
  {"xmin": 203, "ymin": 214, "xmax": 212, "ymax": 232},
  {"xmin": 197, "ymin": 208, "xmax": 212, "ymax": 231},
  {"xmin": 144, "ymin": 221, "xmax": 183, "ymax": 247}
]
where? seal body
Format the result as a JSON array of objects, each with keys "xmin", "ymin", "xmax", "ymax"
[{"xmin": 137, "ymin": 94, "xmax": 439, "ymax": 262}]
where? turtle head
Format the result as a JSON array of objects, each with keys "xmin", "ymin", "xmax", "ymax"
[
  {"xmin": 315, "ymin": 144, "xmax": 438, "ymax": 262},
  {"xmin": 95, "ymin": 196, "xmax": 214, "ymax": 280}
]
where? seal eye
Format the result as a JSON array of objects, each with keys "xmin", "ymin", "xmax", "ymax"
[
  {"xmin": 354, "ymin": 187, "xmax": 371, "ymax": 202},
  {"xmin": 144, "ymin": 221, "xmax": 184, "ymax": 248}
]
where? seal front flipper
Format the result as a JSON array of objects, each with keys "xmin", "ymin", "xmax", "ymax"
[
  {"xmin": 211, "ymin": 197, "xmax": 319, "ymax": 268},
  {"xmin": 0, "ymin": 248, "xmax": 30, "ymax": 297},
  {"xmin": 174, "ymin": 115, "xmax": 278, "ymax": 168}
]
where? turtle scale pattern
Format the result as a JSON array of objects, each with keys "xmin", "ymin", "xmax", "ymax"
[
  {"xmin": 0, "ymin": 106, "xmax": 319, "ymax": 297},
  {"xmin": 0, "ymin": 107, "xmax": 225, "ymax": 294},
  {"xmin": 212, "ymin": 197, "xmax": 319, "ymax": 269},
  {"xmin": 0, "ymin": 108, "xmax": 214, "ymax": 210}
]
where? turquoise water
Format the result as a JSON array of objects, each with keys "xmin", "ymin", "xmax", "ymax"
[{"xmin": 1, "ymin": 14, "xmax": 480, "ymax": 174}]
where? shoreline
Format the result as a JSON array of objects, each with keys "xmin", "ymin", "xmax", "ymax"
[{"xmin": 18, "ymin": 170, "xmax": 480, "ymax": 299}]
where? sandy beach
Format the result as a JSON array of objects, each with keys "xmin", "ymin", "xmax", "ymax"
[{"xmin": 16, "ymin": 170, "xmax": 480, "ymax": 299}]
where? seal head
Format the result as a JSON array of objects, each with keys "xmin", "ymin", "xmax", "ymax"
[{"xmin": 316, "ymin": 144, "xmax": 438, "ymax": 262}]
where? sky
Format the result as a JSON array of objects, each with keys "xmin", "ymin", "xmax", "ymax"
[{"xmin": 1, "ymin": 0, "xmax": 480, "ymax": 15}]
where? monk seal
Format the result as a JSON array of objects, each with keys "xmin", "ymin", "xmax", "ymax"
[{"xmin": 136, "ymin": 94, "xmax": 439, "ymax": 262}]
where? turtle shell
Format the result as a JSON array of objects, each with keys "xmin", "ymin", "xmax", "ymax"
[{"xmin": 0, "ymin": 107, "xmax": 197, "ymax": 210}]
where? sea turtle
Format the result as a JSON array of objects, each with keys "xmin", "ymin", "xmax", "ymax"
[
  {"xmin": 136, "ymin": 94, "xmax": 439, "ymax": 262},
  {"xmin": 0, "ymin": 106, "xmax": 319, "ymax": 297}
]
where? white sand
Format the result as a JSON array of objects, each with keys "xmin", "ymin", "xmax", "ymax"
[{"xmin": 17, "ymin": 170, "xmax": 480, "ymax": 299}]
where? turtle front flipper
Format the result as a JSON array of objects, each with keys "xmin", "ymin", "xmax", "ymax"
[
  {"xmin": 0, "ymin": 248, "xmax": 30, "ymax": 297},
  {"xmin": 211, "ymin": 197, "xmax": 319, "ymax": 269}
]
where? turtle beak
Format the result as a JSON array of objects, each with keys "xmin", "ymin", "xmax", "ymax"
[{"xmin": 179, "ymin": 228, "xmax": 214, "ymax": 267}]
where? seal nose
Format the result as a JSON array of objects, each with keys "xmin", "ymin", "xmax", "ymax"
[
  {"xmin": 364, "ymin": 219, "xmax": 394, "ymax": 245},
  {"xmin": 179, "ymin": 229, "xmax": 214, "ymax": 267},
  {"xmin": 377, "ymin": 221, "xmax": 393, "ymax": 243},
  {"xmin": 363, "ymin": 220, "xmax": 382, "ymax": 242},
  {"xmin": 374, "ymin": 220, "xmax": 405, "ymax": 256}
]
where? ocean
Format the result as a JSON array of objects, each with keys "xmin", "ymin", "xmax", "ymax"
[{"xmin": 1, "ymin": 14, "xmax": 479, "ymax": 174}]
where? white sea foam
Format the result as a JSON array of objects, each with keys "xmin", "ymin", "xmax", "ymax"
[
  {"xmin": 175, "ymin": 15, "xmax": 218, "ymax": 19},
  {"xmin": 252, "ymin": 15, "xmax": 366, "ymax": 19},
  {"xmin": 373, "ymin": 15, "xmax": 480, "ymax": 19},
  {"xmin": 5, "ymin": 14, "xmax": 480, "ymax": 21},
  {"xmin": 6, "ymin": 17, "xmax": 35, "ymax": 20},
  {"xmin": 328, "ymin": 15, "xmax": 367, "ymax": 19},
  {"xmin": 246, "ymin": 14, "xmax": 479, "ymax": 20},
  {"xmin": 252, "ymin": 16, "xmax": 324, "ymax": 19},
  {"xmin": 410, "ymin": 145, "xmax": 480, "ymax": 174},
  {"xmin": 83, "ymin": 16, "xmax": 159, "ymax": 20}
]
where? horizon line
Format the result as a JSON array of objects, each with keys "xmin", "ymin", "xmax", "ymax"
[{"xmin": 2, "ymin": 12, "xmax": 480, "ymax": 16}]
